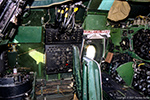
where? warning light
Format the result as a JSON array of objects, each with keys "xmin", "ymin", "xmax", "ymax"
[{"xmin": 66, "ymin": 63, "xmax": 69, "ymax": 66}]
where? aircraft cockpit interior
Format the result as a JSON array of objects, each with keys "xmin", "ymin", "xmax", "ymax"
[{"xmin": 0, "ymin": 0, "xmax": 150, "ymax": 100}]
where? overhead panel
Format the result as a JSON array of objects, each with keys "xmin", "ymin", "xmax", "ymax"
[
  {"xmin": 29, "ymin": 0, "xmax": 72, "ymax": 8},
  {"xmin": 87, "ymin": 0, "xmax": 102, "ymax": 10},
  {"xmin": 98, "ymin": 0, "xmax": 115, "ymax": 10}
]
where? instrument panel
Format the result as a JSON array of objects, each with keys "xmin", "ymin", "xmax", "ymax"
[
  {"xmin": 45, "ymin": 27, "xmax": 83, "ymax": 44},
  {"xmin": 45, "ymin": 45, "xmax": 73, "ymax": 74}
]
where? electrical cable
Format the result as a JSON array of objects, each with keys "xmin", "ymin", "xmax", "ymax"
[
  {"xmin": 43, "ymin": 8, "xmax": 51, "ymax": 27},
  {"xmin": 63, "ymin": 5, "xmax": 69, "ymax": 27}
]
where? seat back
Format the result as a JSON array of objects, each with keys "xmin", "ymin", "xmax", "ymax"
[
  {"xmin": 73, "ymin": 45, "xmax": 103, "ymax": 100},
  {"xmin": 82, "ymin": 57, "xmax": 103, "ymax": 100}
]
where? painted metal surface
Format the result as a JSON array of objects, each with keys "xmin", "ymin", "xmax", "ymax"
[
  {"xmin": 12, "ymin": 26, "xmax": 43, "ymax": 43},
  {"xmin": 110, "ymin": 28, "xmax": 121, "ymax": 46},
  {"xmin": 117, "ymin": 62, "xmax": 134, "ymax": 86},
  {"xmin": 98, "ymin": 0, "xmax": 114, "ymax": 10},
  {"xmin": 30, "ymin": 0, "xmax": 72, "ymax": 8},
  {"xmin": 83, "ymin": 14, "xmax": 107, "ymax": 30}
]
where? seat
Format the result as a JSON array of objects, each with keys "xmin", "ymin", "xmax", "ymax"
[{"xmin": 73, "ymin": 45, "xmax": 103, "ymax": 100}]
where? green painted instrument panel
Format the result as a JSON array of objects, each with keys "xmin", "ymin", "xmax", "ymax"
[
  {"xmin": 83, "ymin": 14, "xmax": 107, "ymax": 30},
  {"xmin": 117, "ymin": 62, "xmax": 134, "ymax": 86},
  {"xmin": 12, "ymin": 26, "xmax": 42, "ymax": 43}
]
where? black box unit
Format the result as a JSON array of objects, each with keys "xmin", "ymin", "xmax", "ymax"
[
  {"xmin": 45, "ymin": 28, "xmax": 83, "ymax": 44},
  {"xmin": 45, "ymin": 45, "xmax": 73, "ymax": 74}
]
